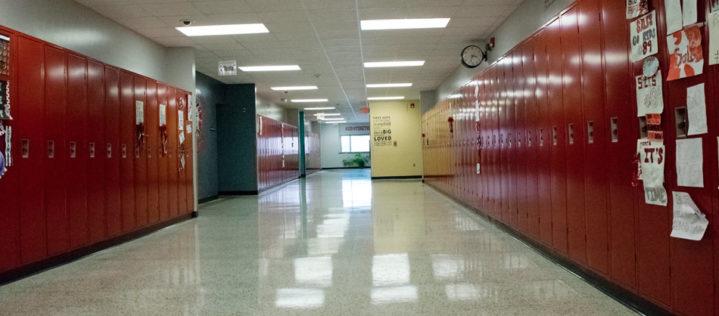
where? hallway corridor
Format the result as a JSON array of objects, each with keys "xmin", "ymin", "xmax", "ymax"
[{"xmin": 0, "ymin": 170, "xmax": 635, "ymax": 315}]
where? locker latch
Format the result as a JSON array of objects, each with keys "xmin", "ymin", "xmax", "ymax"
[
  {"xmin": 89, "ymin": 142, "xmax": 96, "ymax": 158},
  {"xmin": 587, "ymin": 121, "xmax": 594, "ymax": 144},
  {"xmin": 539, "ymin": 129, "xmax": 545, "ymax": 147},
  {"xmin": 47, "ymin": 140, "xmax": 55, "ymax": 159},
  {"xmin": 106, "ymin": 143, "xmax": 112, "ymax": 159},
  {"xmin": 638, "ymin": 116, "xmax": 648, "ymax": 139},
  {"xmin": 552, "ymin": 127, "xmax": 558, "ymax": 146},
  {"xmin": 527, "ymin": 131, "xmax": 533, "ymax": 147},
  {"xmin": 610, "ymin": 117, "xmax": 619, "ymax": 143},
  {"xmin": 568, "ymin": 123, "xmax": 575, "ymax": 145},
  {"xmin": 69, "ymin": 141, "xmax": 77, "ymax": 159},
  {"xmin": 121, "ymin": 144, "xmax": 127, "ymax": 159},
  {"xmin": 21, "ymin": 139, "xmax": 29, "ymax": 159},
  {"xmin": 674, "ymin": 107, "xmax": 688, "ymax": 138}
]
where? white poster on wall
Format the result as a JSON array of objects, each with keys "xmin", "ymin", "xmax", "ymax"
[
  {"xmin": 627, "ymin": 0, "xmax": 649, "ymax": 19},
  {"xmin": 683, "ymin": 0, "xmax": 698, "ymax": 26},
  {"xmin": 687, "ymin": 83, "xmax": 708, "ymax": 136},
  {"xmin": 635, "ymin": 72, "xmax": 664, "ymax": 116},
  {"xmin": 676, "ymin": 137, "xmax": 704, "ymax": 187},
  {"xmin": 665, "ymin": 0, "xmax": 683, "ymax": 33},
  {"xmin": 159, "ymin": 104, "xmax": 167, "ymax": 127},
  {"xmin": 630, "ymin": 11, "xmax": 659, "ymax": 62},
  {"xmin": 671, "ymin": 191, "xmax": 709, "ymax": 241},
  {"xmin": 637, "ymin": 139, "xmax": 668, "ymax": 206},
  {"xmin": 709, "ymin": 11, "xmax": 719, "ymax": 65}
]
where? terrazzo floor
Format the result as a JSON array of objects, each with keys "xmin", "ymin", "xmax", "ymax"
[{"xmin": 0, "ymin": 169, "xmax": 637, "ymax": 315}]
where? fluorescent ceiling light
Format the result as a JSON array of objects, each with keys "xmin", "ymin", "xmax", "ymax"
[
  {"xmin": 321, "ymin": 117, "xmax": 345, "ymax": 121},
  {"xmin": 314, "ymin": 113, "xmax": 342, "ymax": 116},
  {"xmin": 326, "ymin": 121, "xmax": 346, "ymax": 124},
  {"xmin": 361, "ymin": 18, "xmax": 450, "ymax": 31},
  {"xmin": 304, "ymin": 107, "xmax": 336, "ymax": 111},
  {"xmin": 292, "ymin": 98, "xmax": 328, "ymax": 103},
  {"xmin": 176, "ymin": 23, "xmax": 269, "ymax": 36},
  {"xmin": 367, "ymin": 83, "xmax": 413, "ymax": 88},
  {"xmin": 364, "ymin": 61, "xmax": 425, "ymax": 68},
  {"xmin": 239, "ymin": 65, "xmax": 301, "ymax": 72},
  {"xmin": 271, "ymin": 85, "xmax": 318, "ymax": 91},
  {"xmin": 368, "ymin": 96, "xmax": 405, "ymax": 101}
]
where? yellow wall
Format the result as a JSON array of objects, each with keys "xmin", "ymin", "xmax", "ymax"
[{"xmin": 369, "ymin": 100, "xmax": 423, "ymax": 178}]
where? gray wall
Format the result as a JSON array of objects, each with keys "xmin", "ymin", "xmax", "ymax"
[
  {"xmin": 218, "ymin": 84, "xmax": 258, "ymax": 193},
  {"xmin": 195, "ymin": 72, "xmax": 222, "ymax": 201},
  {"xmin": 434, "ymin": 0, "xmax": 574, "ymax": 103},
  {"xmin": 320, "ymin": 123, "xmax": 371, "ymax": 169},
  {"xmin": 0, "ymin": 0, "xmax": 195, "ymax": 92}
]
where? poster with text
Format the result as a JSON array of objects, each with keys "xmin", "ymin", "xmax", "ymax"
[
  {"xmin": 638, "ymin": 139, "xmax": 668, "ymax": 206},
  {"xmin": 627, "ymin": 0, "xmax": 649, "ymax": 19},
  {"xmin": 709, "ymin": 11, "xmax": 719, "ymax": 65},
  {"xmin": 372, "ymin": 115, "xmax": 393, "ymax": 147},
  {"xmin": 630, "ymin": 11, "xmax": 659, "ymax": 62},
  {"xmin": 667, "ymin": 26, "xmax": 704, "ymax": 81},
  {"xmin": 676, "ymin": 137, "xmax": 704, "ymax": 187},
  {"xmin": 635, "ymin": 72, "xmax": 664, "ymax": 116},
  {"xmin": 671, "ymin": 191, "xmax": 709, "ymax": 241}
]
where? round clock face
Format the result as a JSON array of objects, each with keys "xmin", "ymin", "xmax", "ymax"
[{"xmin": 461, "ymin": 45, "xmax": 485, "ymax": 68}]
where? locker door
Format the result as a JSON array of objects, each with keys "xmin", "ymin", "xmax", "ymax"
[
  {"xmin": 600, "ymin": 0, "xmax": 637, "ymax": 289},
  {"xmin": 67, "ymin": 54, "xmax": 88, "ymax": 249},
  {"xmin": 185, "ymin": 94, "xmax": 194, "ymax": 213},
  {"xmin": 44, "ymin": 45, "xmax": 69, "ymax": 256},
  {"xmin": 0, "ymin": 34, "xmax": 20, "ymax": 272},
  {"xmin": 157, "ymin": 84, "xmax": 168, "ymax": 221},
  {"xmin": 534, "ymin": 31, "xmax": 553, "ymax": 246},
  {"xmin": 167, "ymin": 88, "xmax": 178, "ymax": 217},
  {"xmin": 87, "ymin": 60, "xmax": 106, "ymax": 243},
  {"xmin": 119, "ymin": 71, "xmax": 135, "ymax": 232},
  {"xmin": 17, "ymin": 37, "xmax": 47, "ymax": 264},
  {"xmin": 516, "ymin": 45, "xmax": 529, "ymax": 235},
  {"xmin": 579, "ymin": 0, "xmax": 609, "ymax": 274},
  {"xmin": 663, "ymin": 4, "xmax": 713, "ymax": 314},
  {"xmin": 499, "ymin": 62, "xmax": 510, "ymax": 223},
  {"xmin": 523, "ymin": 41, "xmax": 540, "ymax": 239},
  {"xmin": 176, "ymin": 92, "xmax": 188, "ymax": 214},
  {"xmin": 509, "ymin": 52, "xmax": 520, "ymax": 230},
  {"xmin": 561, "ymin": 9, "xmax": 587, "ymax": 263},
  {"xmin": 546, "ymin": 19, "xmax": 568, "ymax": 254},
  {"xmin": 104, "ymin": 67, "xmax": 122, "ymax": 237},
  {"xmin": 133, "ymin": 76, "xmax": 147, "ymax": 227},
  {"xmin": 146, "ymin": 80, "xmax": 159, "ymax": 223}
]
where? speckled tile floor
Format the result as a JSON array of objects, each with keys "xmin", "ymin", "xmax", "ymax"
[{"xmin": 0, "ymin": 169, "xmax": 637, "ymax": 315}]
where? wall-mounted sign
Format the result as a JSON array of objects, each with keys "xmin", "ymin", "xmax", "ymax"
[
  {"xmin": 341, "ymin": 124, "xmax": 370, "ymax": 136},
  {"xmin": 630, "ymin": 11, "xmax": 658, "ymax": 62},
  {"xmin": 667, "ymin": 26, "xmax": 704, "ymax": 81},
  {"xmin": 626, "ymin": 0, "xmax": 648, "ymax": 20},
  {"xmin": 218, "ymin": 60, "xmax": 237, "ymax": 76},
  {"xmin": 372, "ymin": 115, "xmax": 392, "ymax": 146},
  {"xmin": 635, "ymin": 72, "xmax": 664, "ymax": 116}
]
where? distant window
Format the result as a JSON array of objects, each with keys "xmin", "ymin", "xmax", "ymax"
[{"xmin": 341, "ymin": 135, "xmax": 370, "ymax": 153}]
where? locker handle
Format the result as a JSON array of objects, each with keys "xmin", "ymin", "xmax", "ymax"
[
  {"xmin": 552, "ymin": 127, "xmax": 558, "ymax": 146},
  {"xmin": 21, "ymin": 139, "xmax": 29, "ymax": 159},
  {"xmin": 69, "ymin": 141, "xmax": 77, "ymax": 159},
  {"xmin": 106, "ymin": 143, "xmax": 113, "ymax": 159},
  {"xmin": 47, "ymin": 140, "xmax": 55, "ymax": 159},
  {"xmin": 89, "ymin": 142, "xmax": 96, "ymax": 158},
  {"xmin": 568, "ymin": 124, "xmax": 575, "ymax": 145},
  {"xmin": 674, "ymin": 107, "xmax": 688, "ymax": 138},
  {"xmin": 610, "ymin": 117, "xmax": 619, "ymax": 143},
  {"xmin": 121, "ymin": 144, "xmax": 127, "ymax": 159},
  {"xmin": 638, "ymin": 116, "xmax": 648, "ymax": 139},
  {"xmin": 587, "ymin": 121, "xmax": 594, "ymax": 144}
]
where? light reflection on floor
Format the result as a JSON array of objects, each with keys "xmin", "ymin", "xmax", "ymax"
[{"xmin": 0, "ymin": 169, "xmax": 636, "ymax": 315}]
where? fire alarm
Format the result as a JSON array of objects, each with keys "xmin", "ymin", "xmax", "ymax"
[{"xmin": 488, "ymin": 37, "xmax": 495, "ymax": 50}]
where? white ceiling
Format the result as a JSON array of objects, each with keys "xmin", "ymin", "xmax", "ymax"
[{"xmin": 75, "ymin": 0, "xmax": 522, "ymax": 122}]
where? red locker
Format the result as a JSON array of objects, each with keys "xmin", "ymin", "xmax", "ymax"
[
  {"xmin": 104, "ymin": 66, "xmax": 122, "ymax": 237},
  {"xmin": 534, "ymin": 31, "xmax": 553, "ymax": 246},
  {"xmin": 44, "ymin": 45, "xmax": 69, "ymax": 256},
  {"xmin": 183, "ymin": 94, "xmax": 194, "ymax": 213},
  {"xmin": 600, "ymin": 0, "xmax": 637, "ymax": 290},
  {"xmin": 546, "ymin": 19, "xmax": 569, "ymax": 254},
  {"xmin": 506, "ymin": 52, "xmax": 518, "ymax": 229},
  {"xmin": 578, "ymin": 0, "xmax": 609, "ymax": 274},
  {"xmin": 176, "ymin": 92, "xmax": 188, "ymax": 214},
  {"xmin": 499, "ymin": 61, "xmax": 510, "ymax": 223},
  {"xmin": 17, "ymin": 36, "xmax": 47, "ymax": 264},
  {"xmin": 66, "ymin": 54, "xmax": 89, "ymax": 249},
  {"xmin": 515, "ymin": 46, "xmax": 529, "ymax": 234},
  {"xmin": 119, "ymin": 71, "xmax": 135, "ymax": 232},
  {"xmin": 0, "ymin": 31, "xmax": 20, "ymax": 272},
  {"xmin": 167, "ymin": 88, "xmax": 178, "ymax": 217},
  {"xmin": 146, "ymin": 80, "xmax": 159, "ymax": 224},
  {"xmin": 133, "ymin": 76, "xmax": 148, "ymax": 227},
  {"xmin": 87, "ymin": 60, "xmax": 106, "ymax": 243},
  {"xmin": 157, "ymin": 84, "xmax": 169, "ymax": 221},
  {"xmin": 523, "ymin": 41, "xmax": 540, "ymax": 239},
  {"xmin": 561, "ymin": 9, "xmax": 587, "ymax": 263}
]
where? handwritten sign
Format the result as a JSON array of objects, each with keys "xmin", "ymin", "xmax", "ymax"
[
  {"xmin": 638, "ymin": 139, "xmax": 668, "ymax": 206},
  {"xmin": 627, "ymin": 0, "xmax": 648, "ymax": 19},
  {"xmin": 635, "ymin": 72, "xmax": 664, "ymax": 116},
  {"xmin": 667, "ymin": 26, "xmax": 704, "ymax": 80},
  {"xmin": 630, "ymin": 11, "xmax": 659, "ymax": 62},
  {"xmin": 671, "ymin": 191, "xmax": 709, "ymax": 241}
]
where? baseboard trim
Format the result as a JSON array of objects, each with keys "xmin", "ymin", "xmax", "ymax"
[
  {"xmin": 371, "ymin": 175, "xmax": 422, "ymax": 180},
  {"xmin": 0, "ymin": 213, "xmax": 194, "ymax": 286},
  {"xmin": 198, "ymin": 195, "xmax": 219, "ymax": 204},
  {"xmin": 424, "ymin": 182, "xmax": 671, "ymax": 316},
  {"xmin": 219, "ymin": 190, "xmax": 259, "ymax": 196}
]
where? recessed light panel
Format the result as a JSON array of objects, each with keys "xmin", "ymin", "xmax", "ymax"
[
  {"xmin": 292, "ymin": 99, "xmax": 329, "ymax": 103},
  {"xmin": 361, "ymin": 18, "xmax": 450, "ymax": 31},
  {"xmin": 314, "ymin": 113, "xmax": 342, "ymax": 116},
  {"xmin": 364, "ymin": 61, "xmax": 425, "ymax": 68},
  {"xmin": 177, "ymin": 23, "xmax": 269, "ymax": 36},
  {"xmin": 304, "ymin": 107, "xmax": 336, "ymax": 111},
  {"xmin": 367, "ymin": 83, "xmax": 413, "ymax": 88},
  {"xmin": 368, "ymin": 96, "xmax": 405, "ymax": 101},
  {"xmin": 240, "ymin": 65, "xmax": 301, "ymax": 72}
]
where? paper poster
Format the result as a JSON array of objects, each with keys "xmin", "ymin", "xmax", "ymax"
[
  {"xmin": 179, "ymin": 130, "xmax": 185, "ymax": 144},
  {"xmin": 159, "ymin": 104, "xmax": 167, "ymax": 127},
  {"xmin": 671, "ymin": 191, "xmax": 709, "ymax": 241},
  {"xmin": 178, "ymin": 110, "xmax": 184, "ymax": 131},
  {"xmin": 635, "ymin": 72, "xmax": 664, "ymax": 116},
  {"xmin": 135, "ymin": 101, "xmax": 144, "ymax": 125},
  {"xmin": 683, "ymin": 0, "xmax": 698, "ymax": 26},
  {"xmin": 713, "ymin": 0, "xmax": 719, "ymax": 12},
  {"xmin": 676, "ymin": 138, "xmax": 704, "ymax": 187},
  {"xmin": 667, "ymin": 26, "xmax": 704, "ymax": 80},
  {"xmin": 638, "ymin": 139, "xmax": 668, "ymax": 206},
  {"xmin": 687, "ymin": 83, "xmax": 708, "ymax": 135},
  {"xmin": 630, "ymin": 11, "xmax": 659, "ymax": 62},
  {"xmin": 627, "ymin": 0, "xmax": 649, "ymax": 19},
  {"xmin": 218, "ymin": 60, "xmax": 237, "ymax": 76},
  {"xmin": 710, "ymin": 11, "xmax": 719, "ymax": 65},
  {"xmin": 665, "ymin": 0, "xmax": 683, "ymax": 34}
]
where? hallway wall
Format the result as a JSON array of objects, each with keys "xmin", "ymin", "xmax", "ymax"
[
  {"xmin": 423, "ymin": 0, "xmax": 717, "ymax": 314},
  {"xmin": 195, "ymin": 72, "xmax": 221, "ymax": 201},
  {"xmin": 370, "ymin": 100, "xmax": 423, "ymax": 178}
]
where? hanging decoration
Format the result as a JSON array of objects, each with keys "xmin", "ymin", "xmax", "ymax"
[
  {"xmin": 178, "ymin": 96, "xmax": 186, "ymax": 171},
  {"xmin": 0, "ymin": 34, "xmax": 12, "ymax": 180},
  {"xmin": 667, "ymin": 26, "xmax": 704, "ymax": 80},
  {"xmin": 630, "ymin": 11, "xmax": 659, "ymax": 62},
  {"xmin": 626, "ymin": 0, "xmax": 649, "ymax": 20}
]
